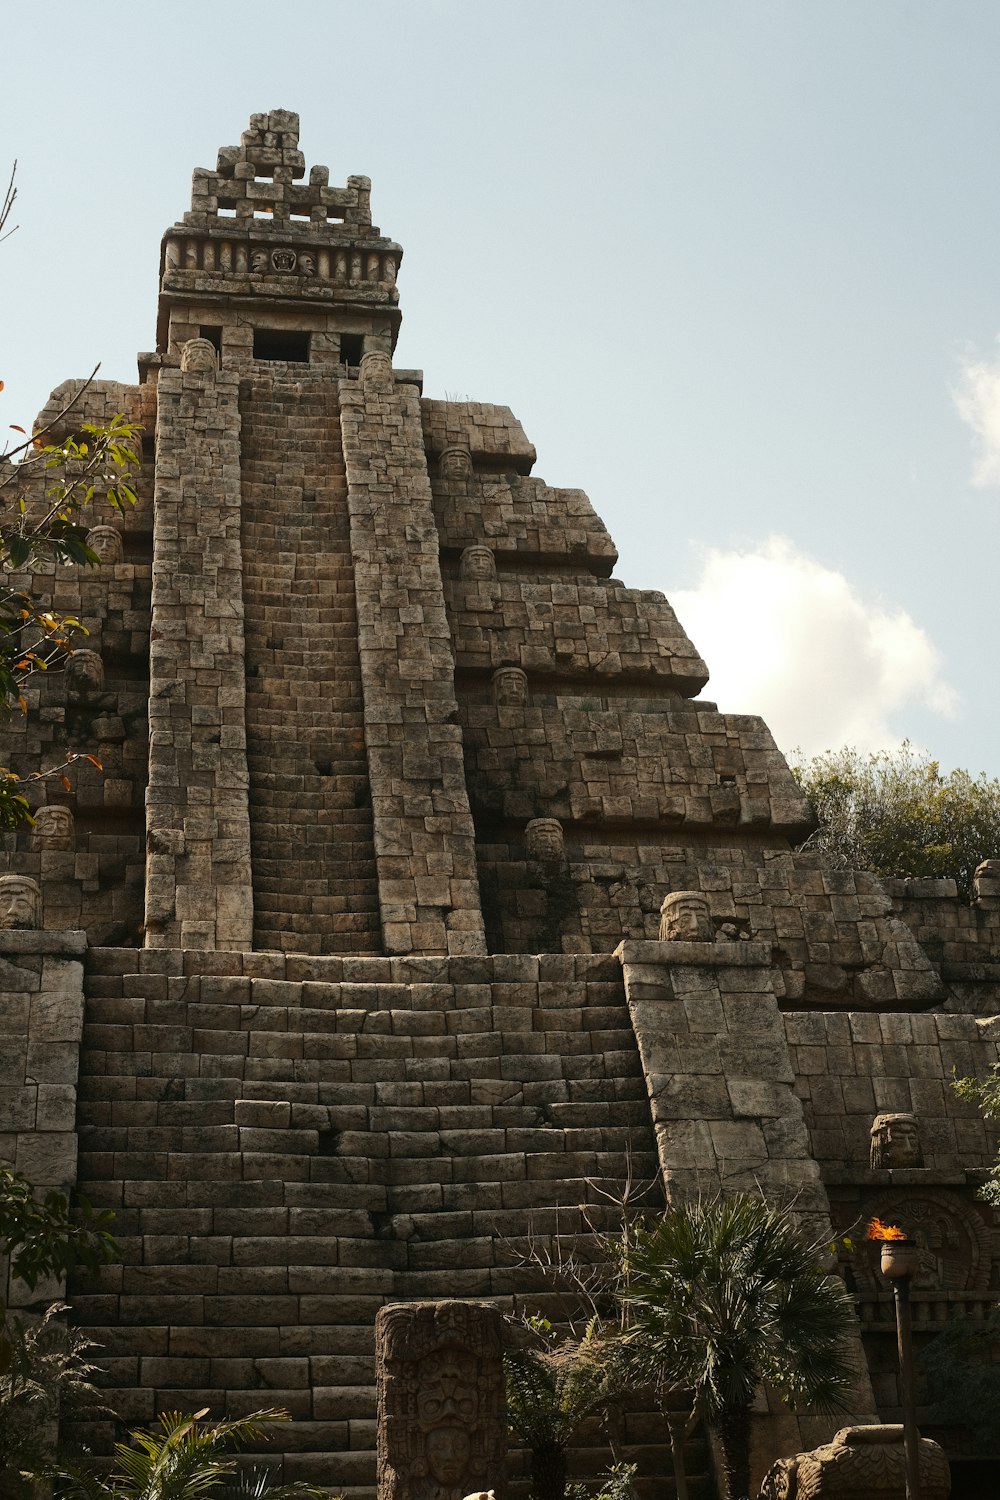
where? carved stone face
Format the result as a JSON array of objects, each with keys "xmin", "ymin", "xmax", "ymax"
[
  {"xmin": 250, "ymin": 249, "xmax": 269, "ymax": 274},
  {"xmin": 66, "ymin": 650, "xmax": 105, "ymax": 698},
  {"xmin": 659, "ymin": 891, "xmax": 713, "ymax": 942},
  {"xmin": 360, "ymin": 351, "xmax": 393, "ymax": 393},
  {"xmin": 32, "ymin": 806, "xmax": 75, "ymax": 851},
  {"xmin": 459, "ymin": 547, "xmax": 496, "ymax": 582},
  {"xmin": 271, "ymin": 248, "xmax": 297, "ymax": 272},
  {"xmin": 870, "ymin": 1113, "xmax": 922, "ymax": 1169},
  {"xmin": 492, "ymin": 668, "xmax": 528, "ymax": 706},
  {"xmin": 526, "ymin": 818, "xmax": 565, "ymax": 861},
  {"xmin": 416, "ymin": 1346, "xmax": 479, "ymax": 1429},
  {"xmin": 298, "ymin": 252, "xmax": 316, "ymax": 277},
  {"xmin": 0, "ymin": 875, "xmax": 41, "ymax": 930},
  {"xmin": 439, "ymin": 447, "xmax": 473, "ymax": 482},
  {"xmin": 424, "ymin": 1426, "xmax": 471, "ymax": 1488},
  {"xmin": 85, "ymin": 525, "xmax": 124, "ymax": 564},
  {"xmin": 179, "ymin": 338, "xmax": 218, "ymax": 372}
]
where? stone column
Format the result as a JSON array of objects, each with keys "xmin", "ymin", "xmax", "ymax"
[
  {"xmin": 375, "ymin": 1300, "xmax": 506, "ymax": 1500},
  {"xmin": 615, "ymin": 936, "xmax": 877, "ymax": 1477},
  {"xmin": 340, "ymin": 358, "xmax": 486, "ymax": 955},
  {"xmin": 145, "ymin": 367, "xmax": 253, "ymax": 950}
]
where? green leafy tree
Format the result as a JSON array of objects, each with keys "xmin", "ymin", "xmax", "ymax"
[
  {"xmin": 0, "ymin": 1163, "xmax": 117, "ymax": 1305},
  {"xmin": 791, "ymin": 743, "xmax": 1000, "ymax": 899},
  {"xmin": 53, "ymin": 1408, "xmax": 327, "ymax": 1500},
  {"xmin": 0, "ymin": 1301, "xmax": 108, "ymax": 1497},
  {"xmin": 614, "ymin": 1195, "xmax": 857, "ymax": 1500},
  {"xmin": 952, "ymin": 1064, "xmax": 1000, "ymax": 1210},
  {"xmin": 0, "ymin": 392, "xmax": 140, "ymax": 828},
  {"xmin": 505, "ymin": 1318, "xmax": 628, "ymax": 1500}
]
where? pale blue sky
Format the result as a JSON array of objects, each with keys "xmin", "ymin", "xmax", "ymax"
[{"xmin": 5, "ymin": 2, "xmax": 1000, "ymax": 774}]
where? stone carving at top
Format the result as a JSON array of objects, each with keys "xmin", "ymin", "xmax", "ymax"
[
  {"xmin": 181, "ymin": 109, "xmax": 374, "ymax": 232},
  {"xmin": 0, "ymin": 875, "xmax": 41, "ymax": 931},
  {"xmin": 491, "ymin": 667, "xmax": 528, "ymax": 706},
  {"xmin": 659, "ymin": 890, "xmax": 713, "ymax": 942},
  {"xmin": 459, "ymin": 546, "xmax": 497, "ymax": 583},
  {"xmin": 758, "ymin": 1424, "xmax": 949, "ymax": 1499},
  {"xmin": 375, "ymin": 1301, "xmax": 505, "ymax": 1500},
  {"xmin": 525, "ymin": 818, "xmax": 565, "ymax": 862},
  {"xmin": 85, "ymin": 525, "xmax": 125, "ymax": 564},
  {"xmin": 360, "ymin": 351, "xmax": 393, "ymax": 394},
  {"xmin": 179, "ymin": 338, "xmax": 218, "ymax": 373},
  {"xmin": 65, "ymin": 650, "xmax": 105, "ymax": 703},
  {"xmin": 869, "ymin": 1112, "xmax": 922, "ymax": 1170},
  {"xmin": 32, "ymin": 806, "xmax": 75, "ymax": 852},
  {"xmin": 439, "ymin": 447, "xmax": 473, "ymax": 482},
  {"xmin": 973, "ymin": 857, "xmax": 1000, "ymax": 906}
]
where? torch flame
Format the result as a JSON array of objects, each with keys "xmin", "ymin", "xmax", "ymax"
[{"xmin": 867, "ymin": 1217, "xmax": 908, "ymax": 1242}]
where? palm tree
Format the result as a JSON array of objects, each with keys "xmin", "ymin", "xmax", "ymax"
[
  {"xmin": 53, "ymin": 1408, "xmax": 326, "ymax": 1500},
  {"xmin": 615, "ymin": 1195, "xmax": 857, "ymax": 1500}
]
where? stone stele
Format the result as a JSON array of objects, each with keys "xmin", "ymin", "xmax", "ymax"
[{"xmin": 375, "ymin": 1300, "xmax": 505, "ymax": 1500}]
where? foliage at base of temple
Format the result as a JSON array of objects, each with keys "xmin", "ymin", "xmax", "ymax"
[
  {"xmin": 52, "ymin": 1409, "xmax": 328, "ymax": 1500},
  {"xmin": 0, "ymin": 1165, "xmax": 117, "ymax": 1302},
  {"xmin": 0, "ymin": 378, "xmax": 140, "ymax": 828},
  {"xmin": 791, "ymin": 742, "xmax": 1000, "ymax": 898}
]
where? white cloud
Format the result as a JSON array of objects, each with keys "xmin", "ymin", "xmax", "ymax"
[
  {"xmin": 953, "ymin": 345, "xmax": 1000, "ymax": 487},
  {"xmin": 672, "ymin": 537, "xmax": 959, "ymax": 758}
]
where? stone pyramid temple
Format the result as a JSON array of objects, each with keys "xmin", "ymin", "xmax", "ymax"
[{"xmin": 4, "ymin": 111, "xmax": 1000, "ymax": 1496}]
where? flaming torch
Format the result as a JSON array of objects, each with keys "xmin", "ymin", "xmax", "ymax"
[{"xmin": 868, "ymin": 1218, "xmax": 921, "ymax": 1499}]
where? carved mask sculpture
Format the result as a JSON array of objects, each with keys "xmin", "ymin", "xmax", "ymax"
[
  {"xmin": 458, "ymin": 547, "xmax": 496, "ymax": 582},
  {"xmin": 360, "ymin": 351, "xmax": 393, "ymax": 393},
  {"xmin": 659, "ymin": 890, "xmax": 713, "ymax": 942},
  {"xmin": 0, "ymin": 875, "xmax": 41, "ymax": 931},
  {"xmin": 85, "ymin": 525, "xmax": 124, "ymax": 564},
  {"xmin": 438, "ymin": 447, "xmax": 473, "ymax": 482},
  {"xmin": 491, "ymin": 668, "xmax": 528, "ymax": 706},
  {"xmin": 179, "ymin": 338, "xmax": 218, "ymax": 372},
  {"xmin": 525, "ymin": 818, "xmax": 565, "ymax": 862},
  {"xmin": 32, "ymin": 806, "xmax": 75, "ymax": 852},
  {"xmin": 66, "ymin": 649, "xmax": 105, "ymax": 702},
  {"xmin": 870, "ymin": 1112, "xmax": 923, "ymax": 1170}
]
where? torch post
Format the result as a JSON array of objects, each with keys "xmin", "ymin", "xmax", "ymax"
[{"xmin": 880, "ymin": 1238, "xmax": 922, "ymax": 1500}]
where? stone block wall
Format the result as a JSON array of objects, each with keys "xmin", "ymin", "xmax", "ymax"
[
  {"xmin": 340, "ymin": 365, "xmax": 486, "ymax": 956},
  {"xmin": 145, "ymin": 367, "xmax": 253, "ymax": 952},
  {"xmin": 67, "ymin": 945, "xmax": 662, "ymax": 1489},
  {"xmin": 0, "ymin": 931, "xmax": 86, "ymax": 1312}
]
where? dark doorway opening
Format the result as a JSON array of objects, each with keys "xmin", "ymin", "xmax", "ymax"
[{"xmin": 253, "ymin": 328, "xmax": 311, "ymax": 362}]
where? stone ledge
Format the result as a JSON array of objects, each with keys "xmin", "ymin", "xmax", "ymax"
[
  {"xmin": 822, "ymin": 1166, "xmax": 974, "ymax": 1187},
  {"xmin": 0, "ymin": 930, "xmax": 86, "ymax": 957},
  {"xmin": 615, "ymin": 939, "xmax": 774, "ymax": 968}
]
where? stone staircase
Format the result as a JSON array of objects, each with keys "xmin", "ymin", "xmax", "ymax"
[
  {"xmin": 66, "ymin": 946, "xmax": 715, "ymax": 1498},
  {"xmin": 239, "ymin": 375, "xmax": 381, "ymax": 956}
]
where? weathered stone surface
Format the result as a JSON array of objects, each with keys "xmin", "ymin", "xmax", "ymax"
[{"xmin": 759, "ymin": 1424, "xmax": 950, "ymax": 1499}]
